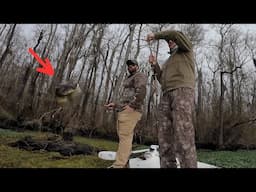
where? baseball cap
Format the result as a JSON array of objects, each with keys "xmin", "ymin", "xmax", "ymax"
[{"xmin": 126, "ymin": 59, "xmax": 138, "ymax": 66}]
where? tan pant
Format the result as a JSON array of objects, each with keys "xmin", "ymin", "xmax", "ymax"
[{"xmin": 112, "ymin": 110, "xmax": 142, "ymax": 168}]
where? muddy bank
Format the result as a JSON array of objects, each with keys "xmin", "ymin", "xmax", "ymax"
[{"xmin": 9, "ymin": 135, "xmax": 103, "ymax": 156}]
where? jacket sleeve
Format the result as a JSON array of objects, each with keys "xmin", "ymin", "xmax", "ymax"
[
  {"xmin": 128, "ymin": 73, "xmax": 147, "ymax": 109},
  {"xmin": 154, "ymin": 30, "xmax": 192, "ymax": 52}
]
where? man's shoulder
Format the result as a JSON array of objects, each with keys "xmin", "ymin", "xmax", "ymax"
[
  {"xmin": 134, "ymin": 72, "xmax": 147, "ymax": 85},
  {"xmin": 135, "ymin": 72, "xmax": 147, "ymax": 77}
]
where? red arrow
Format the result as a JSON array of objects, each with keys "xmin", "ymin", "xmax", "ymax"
[{"xmin": 28, "ymin": 48, "xmax": 54, "ymax": 76}]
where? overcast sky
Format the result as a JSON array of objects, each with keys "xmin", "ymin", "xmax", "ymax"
[
  {"xmin": 19, "ymin": 24, "xmax": 256, "ymax": 72},
  {"xmin": 20, "ymin": 23, "xmax": 256, "ymax": 39}
]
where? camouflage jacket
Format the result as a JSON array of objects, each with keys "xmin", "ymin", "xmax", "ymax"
[{"xmin": 116, "ymin": 71, "xmax": 147, "ymax": 112}]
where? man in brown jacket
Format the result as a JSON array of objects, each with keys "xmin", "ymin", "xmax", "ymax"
[
  {"xmin": 146, "ymin": 30, "xmax": 197, "ymax": 168},
  {"xmin": 104, "ymin": 59, "xmax": 147, "ymax": 168}
]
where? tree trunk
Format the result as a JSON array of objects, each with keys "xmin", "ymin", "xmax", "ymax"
[
  {"xmin": 219, "ymin": 72, "xmax": 224, "ymax": 148},
  {"xmin": 0, "ymin": 24, "xmax": 16, "ymax": 68}
]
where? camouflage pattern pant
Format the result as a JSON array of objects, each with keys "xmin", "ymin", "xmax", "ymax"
[{"xmin": 158, "ymin": 87, "xmax": 197, "ymax": 168}]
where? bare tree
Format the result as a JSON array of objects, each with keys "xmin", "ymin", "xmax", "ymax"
[
  {"xmin": 0, "ymin": 24, "xmax": 16, "ymax": 68},
  {"xmin": 112, "ymin": 24, "xmax": 136, "ymax": 103}
]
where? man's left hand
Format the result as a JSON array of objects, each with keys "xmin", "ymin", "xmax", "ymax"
[{"xmin": 146, "ymin": 33, "xmax": 155, "ymax": 42}]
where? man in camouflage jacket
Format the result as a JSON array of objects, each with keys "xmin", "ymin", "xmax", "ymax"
[
  {"xmin": 147, "ymin": 30, "xmax": 197, "ymax": 168},
  {"xmin": 105, "ymin": 59, "xmax": 147, "ymax": 168}
]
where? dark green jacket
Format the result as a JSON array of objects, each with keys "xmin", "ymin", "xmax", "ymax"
[{"xmin": 152, "ymin": 30, "xmax": 195, "ymax": 92}]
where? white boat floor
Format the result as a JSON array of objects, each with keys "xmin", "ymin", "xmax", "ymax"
[{"xmin": 197, "ymin": 161, "xmax": 219, "ymax": 168}]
